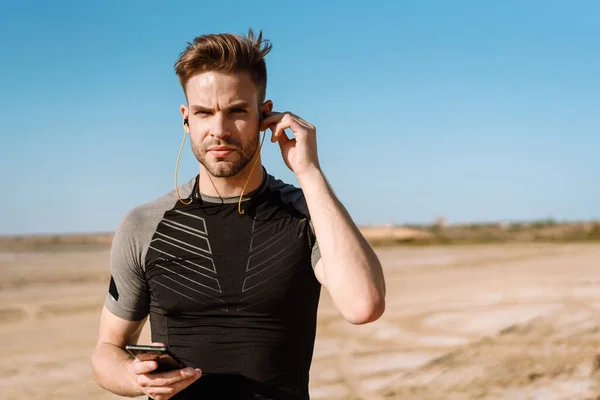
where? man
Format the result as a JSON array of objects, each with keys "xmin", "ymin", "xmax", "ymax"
[{"xmin": 91, "ymin": 29, "xmax": 385, "ymax": 400}]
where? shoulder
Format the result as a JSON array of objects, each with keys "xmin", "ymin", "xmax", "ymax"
[
  {"xmin": 114, "ymin": 178, "xmax": 195, "ymax": 246},
  {"xmin": 264, "ymin": 173, "xmax": 309, "ymax": 217},
  {"xmin": 263, "ymin": 173, "xmax": 319, "ymax": 256}
]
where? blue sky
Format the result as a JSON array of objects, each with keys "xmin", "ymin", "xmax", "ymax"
[{"xmin": 1, "ymin": 0, "xmax": 598, "ymax": 235}]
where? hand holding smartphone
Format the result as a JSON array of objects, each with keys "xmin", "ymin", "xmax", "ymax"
[
  {"xmin": 126, "ymin": 344, "xmax": 201, "ymax": 399},
  {"xmin": 125, "ymin": 344, "xmax": 186, "ymax": 373}
]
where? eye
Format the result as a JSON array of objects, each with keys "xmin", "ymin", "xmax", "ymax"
[
  {"xmin": 194, "ymin": 110, "xmax": 210, "ymax": 116},
  {"xmin": 231, "ymin": 108, "xmax": 246, "ymax": 113}
]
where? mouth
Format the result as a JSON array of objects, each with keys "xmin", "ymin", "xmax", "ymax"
[{"xmin": 208, "ymin": 146, "xmax": 236, "ymax": 158}]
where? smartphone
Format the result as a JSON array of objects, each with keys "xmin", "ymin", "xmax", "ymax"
[{"xmin": 125, "ymin": 344, "xmax": 186, "ymax": 372}]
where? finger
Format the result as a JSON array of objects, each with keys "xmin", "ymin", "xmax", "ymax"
[
  {"xmin": 260, "ymin": 112, "xmax": 285, "ymax": 131},
  {"xmin": 270, "ymin": 121, "xmax": 288, "ymax": 143},
  {"xmin": 277, "ymin": 130, "xmax": 292, "ymax": 148},
  {"xmin": 143, "ymin": 372, "xmax": 201, "ymax": 399},
  {"xmin": 297, "ymin": 119, "xmax": 315, "ymax": 132},
  {"xmin": 133, "ymin": 359, "xmax": 159, "ymax": 375},
  {"xmin": 138, "ymin": 367, "xmax": 201, "ymax": 387},
  {"xmin": 165, "ymin": 371, "xmax": 202, "ymax": 393},
  {"xmin": 278, "ymin": 137, "xmax": 296, "ymax": 164},
  {"xmin": 261, "ymin": 111, "xmax": 303, "ymax": 131},
  {"xmin": 270, "ymin": 115, "xmax": 296, "ymax": 141},
  {"xmin": 146, "ymin": 388, "xmax": 183, "ymax": 400},
  {"xmin": 145, "ymin": 385, "xmax": 176, "ymax": 399},
  {"xmin": 144, "ymin": 373, "xmax": 200, "ymax": 399},
  {"xmin": 280, "ymin": 114, "xmax": 309, "ymax": 140},
  {"xmin": 263, "ymin": 112, "xmax": 315, "ymax": 142},
  {"xmin": 262, "ymin": 111, "xmax": 313, "ymax": 128}
]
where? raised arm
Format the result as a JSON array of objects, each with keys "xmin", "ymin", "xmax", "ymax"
[
  {"xmin": 300, "ymin": 170, "xmax": 385, "ymax": 324},
  {"xmin": 261, "ymin": 112, "xmax": 386, "ymax": 325}
]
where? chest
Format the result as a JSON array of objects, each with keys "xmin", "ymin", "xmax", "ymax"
[{"xmin": 143, "ymin": 207, "xmax": 314, "ymax": 315}]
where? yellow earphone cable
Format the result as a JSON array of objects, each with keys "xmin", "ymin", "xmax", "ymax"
[{"xmin": 175, "ymin": 126, "xmax": 193, "ymax": 205}]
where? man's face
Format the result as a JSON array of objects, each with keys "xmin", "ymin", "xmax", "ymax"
[{"xmin": 181, "ymin": 71, "xmax": 270, "ymax": 178}]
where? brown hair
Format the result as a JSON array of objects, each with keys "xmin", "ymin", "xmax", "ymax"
[{"xmin": 174, "ymin": 29, "xmax": 272, "ymax": 102}]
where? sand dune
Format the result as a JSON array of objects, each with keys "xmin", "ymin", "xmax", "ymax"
[{"xmin": 1, "ymin": 243, "xmax": 599, "ymax": 399}]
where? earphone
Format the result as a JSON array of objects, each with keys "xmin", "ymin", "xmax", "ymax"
[{"xmin": 175, "ymin": 119, "xmax": 193, "ymax": 205}]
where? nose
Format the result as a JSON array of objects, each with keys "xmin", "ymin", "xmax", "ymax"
[{"xmin": 209, "ymin": 112, "xmax": 231, "ymax": 139}]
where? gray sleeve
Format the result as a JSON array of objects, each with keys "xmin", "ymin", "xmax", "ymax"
[
  {"xmin": 104, "ymin": 179, "xmax": 195, "ymax": 320},
  {"xmin": 104, "ymin": 208, "xmax": 150, "ymax": 321},
  {"xmin": 103, "ymin": 178, "xmax": 197, "ymax": 320}
]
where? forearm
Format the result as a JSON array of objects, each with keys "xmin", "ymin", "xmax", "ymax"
[
  {"xmin": 91, "ymin": 342, "xmax": 144, "ymax": 397},
  {"xmin": 298, "ymin": 168, "xmax": 385, "ymax": 323}
]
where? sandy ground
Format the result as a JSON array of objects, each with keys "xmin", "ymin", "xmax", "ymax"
[{"xmin": 1, "ymin": 243, "xmax": 600, "ymax": 399}]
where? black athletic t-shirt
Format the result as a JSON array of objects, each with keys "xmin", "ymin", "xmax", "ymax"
[{"xmin": 105, "ymin": 170, "xmax": 322, "ymax": 399}]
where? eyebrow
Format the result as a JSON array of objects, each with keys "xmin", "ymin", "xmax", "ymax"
[{"xmin": 190, "ymin": 101, "xmax": 251, "ymax": 112}]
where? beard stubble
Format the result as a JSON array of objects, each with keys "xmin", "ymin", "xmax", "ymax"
[{"xmin": 192, "ymin": 131, "xmax": 260, "ymax": 178}]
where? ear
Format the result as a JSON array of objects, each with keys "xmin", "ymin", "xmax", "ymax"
[
  {"xmin": 260, "ymin": 100, "xmax": 273, "ymax": 119},
  {"xmin": 180, "ymin": 104, "xmax": 189, "ymax": 132}
]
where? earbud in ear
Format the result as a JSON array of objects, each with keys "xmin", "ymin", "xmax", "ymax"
[{"xmin": 183, "ymin": 119, "xmax": 189, "ymax": 126}]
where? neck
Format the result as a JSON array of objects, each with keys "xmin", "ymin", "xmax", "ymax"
[{"xmin": 198, "ymin": 154, "xmax": 265, "ymax": 199}]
